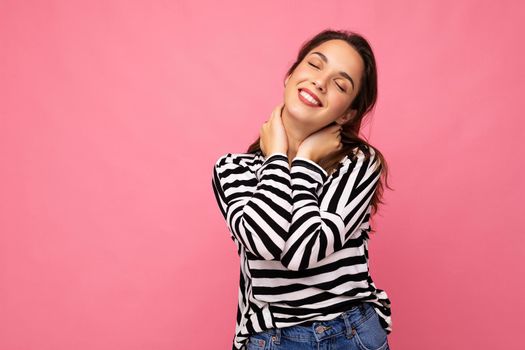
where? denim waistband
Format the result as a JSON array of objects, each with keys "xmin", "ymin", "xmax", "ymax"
[
  {"xmin": 295, "ymin": 300, "xmax": 365, "ymax": 327},
  {"xmin": 253, "ymin": 301, "xmax": 377, "ymax": 345}
]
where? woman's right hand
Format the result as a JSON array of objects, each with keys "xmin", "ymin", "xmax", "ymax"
[{"xmin": 260, "ymin": 102, "xmax": 288, "ymax": 157}]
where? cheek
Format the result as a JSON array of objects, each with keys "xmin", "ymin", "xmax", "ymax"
[
  {"xmin": 329, "ymin": 95, "xmax": 352, "ymax": 113},
  {"xmin": 289, "ymin": 66, "xmax": 309, "ymax": 82}
]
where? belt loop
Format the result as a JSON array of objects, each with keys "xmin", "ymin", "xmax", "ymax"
[
  {"xmin": 271, "ymin": 328, "xmax": 281, "ymax": 344},
  {"xmin": 359, "ymin": 302, "xmax": 366, "ymax": 316},
  {"xmin": 343, "ymin": 313, "xmax": 354, "ymax": 338}
]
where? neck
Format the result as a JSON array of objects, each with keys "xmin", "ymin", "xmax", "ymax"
[{"xmin": 281, "ymin": 107, "xmax": 312, "ymax": 165}]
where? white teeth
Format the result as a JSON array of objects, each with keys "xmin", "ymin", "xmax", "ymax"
[{"xmin": 300, "ymin": 90, "xmax": 319, "ymax": 105}]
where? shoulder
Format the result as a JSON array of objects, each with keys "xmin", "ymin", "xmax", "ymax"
[
  {"xmin": 346, "ymin": 144, "xmax": 382, "ymax": 172},
  {"xmin": 349, "ymin": 144, "xmax": 377, "ymax": 158},
  {"xmin": 214, "ymin": 151, "xmax": 262, "ymax": 170}
]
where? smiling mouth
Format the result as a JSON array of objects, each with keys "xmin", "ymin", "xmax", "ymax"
[{"xmin": 298, "ymin": 88, "xmax": 323, "ymax": 107}]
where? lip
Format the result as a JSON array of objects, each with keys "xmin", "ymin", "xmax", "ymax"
[{"xmin": 298, "ymin": 88, "xmax": 323, "ymax": 107}]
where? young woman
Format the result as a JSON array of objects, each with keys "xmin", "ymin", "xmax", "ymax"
[{"xmin": 212, "ymin": 29, "xmax": 392, "ymax": 350}]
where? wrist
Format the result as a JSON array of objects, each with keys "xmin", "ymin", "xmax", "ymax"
[
  {"xmin": 267, "ymin": 148, "xmax": 287, "ymax": 156},
  {"xmin": 264, "ymin": 151, "xmax": 287, "ymax": 161},
  {"xmin": 296, "ymin": 150, "xmax": 315, "ymax": 162}
]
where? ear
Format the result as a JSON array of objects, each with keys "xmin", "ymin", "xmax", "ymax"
[
  {"xmin": 336, "ymin": 109, "xmax": 357, "ymax": 125},
  {"xmin": 284, "ymin": 74, "xmax": 291, "ymax": 86}
]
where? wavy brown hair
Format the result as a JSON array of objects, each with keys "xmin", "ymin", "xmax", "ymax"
[{"xmin": 246, "ymin": 29, "xmax": 392, "ymax": 219}]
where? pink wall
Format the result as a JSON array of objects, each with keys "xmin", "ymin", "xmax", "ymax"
[{"xmin": 1, "ymin": 1, "xmax": 524, "ymax": 349}]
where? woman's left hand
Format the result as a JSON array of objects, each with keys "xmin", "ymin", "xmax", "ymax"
[{"xmin": 296, "ymin": 123, "xmax": 343, "ymax": 163}]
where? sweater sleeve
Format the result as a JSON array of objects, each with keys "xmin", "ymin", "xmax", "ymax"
[
  {"xmin": 280, "ymin": 147, "xmax": 383, "ymax": 271},
  {"xmin": 211, "ymin": 152, "xmax": 293, "ymax": 260}
]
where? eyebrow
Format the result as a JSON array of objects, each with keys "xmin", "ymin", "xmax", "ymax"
[{"xmin": 310, "ymin": 51, "xmax": 355, "ymax": 90}]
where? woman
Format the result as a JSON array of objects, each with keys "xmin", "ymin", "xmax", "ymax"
[{"xmin": 212, "ymin": 29, "xmax": 392, "ymax": 350}]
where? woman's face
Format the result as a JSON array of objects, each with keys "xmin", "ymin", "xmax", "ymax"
[{"xmin": 283, "ymin": 39, "xmax": 364, "ymax": 131}]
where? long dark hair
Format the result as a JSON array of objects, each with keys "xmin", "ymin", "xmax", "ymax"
[{"xmin": 246, "ymin": 29, "xmax": 392, "ymax": 219}]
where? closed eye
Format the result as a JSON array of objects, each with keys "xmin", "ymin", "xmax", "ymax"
[
  {"xmin": 309, "ymin": 61, "xmax": 346, "ymax": 92},
  {"xmin": 335, "ymin": 83, "xmax": 346, "ymax": 92}
]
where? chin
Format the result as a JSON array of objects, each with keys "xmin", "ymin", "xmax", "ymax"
[
  {"xmin": 285, "ymin": 105, "xmax": 309, "ymax": 124},
  {"xmin": 286, "ymin": 106, "xmax": 334, "ymax": 134}
]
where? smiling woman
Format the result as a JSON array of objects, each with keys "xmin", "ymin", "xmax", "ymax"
[{"xmin": 212, "ymin": 29, "xmax": 393, "ymax": 350}]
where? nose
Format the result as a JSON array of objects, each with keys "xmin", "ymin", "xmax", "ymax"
[{"xmin": 312, "ymin": 77, "xmax": 327, "ymax": 93}]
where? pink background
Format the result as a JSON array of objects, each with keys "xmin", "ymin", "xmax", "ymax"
[{"xmin": 1, "ymin": 1, "xmax": 524, "ymax": 349}]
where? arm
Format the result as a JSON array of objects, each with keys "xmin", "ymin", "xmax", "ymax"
[
  {"xmin": 211, "ymin": 152, "xmax": 293, "ymax": 260},
  {"xmin": 280, "ymin": 147, "xmax": 383, "ymax": 271}
]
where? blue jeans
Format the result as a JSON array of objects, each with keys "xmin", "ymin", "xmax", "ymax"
[{"xmin": 246, "ymin": 302, "xmax": 390, "ymax": 350}]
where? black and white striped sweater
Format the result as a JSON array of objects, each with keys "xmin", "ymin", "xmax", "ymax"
[{"xmin": 211, "ymin": 146, "xmax": 392, "ymax": 350}]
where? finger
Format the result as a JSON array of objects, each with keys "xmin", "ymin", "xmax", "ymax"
[
  {"xmin": 271, "ymin": 105, "xmax": 280, "ymax": 119},
  {"xmin": 268, "ymin": 113, "xmax": 275, "ymax": 124},
  {"xmin": 274, "ymin": 105, "xmax": 282, "ymax": 115},
  {"xmin": 332, "ymin": 125, "xmax": 342, "ymax": 133},
  {"xmin": 276, "ymin": 102, "xmax": 285, "ymax": 115}
]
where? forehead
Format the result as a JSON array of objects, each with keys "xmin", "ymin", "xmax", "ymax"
[{"xmin": 307, "ymin": 39, "xmax": 364, "ymax": 82}]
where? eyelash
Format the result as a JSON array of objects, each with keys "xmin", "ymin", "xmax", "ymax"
[{"xmin": 307, "ymin": 62, "xmax": 346, "ymax": 92}]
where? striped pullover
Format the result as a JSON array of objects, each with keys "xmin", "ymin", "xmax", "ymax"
[{"xmin": 211, "ymin": 145, "xmax": 392, "ymax": 350}]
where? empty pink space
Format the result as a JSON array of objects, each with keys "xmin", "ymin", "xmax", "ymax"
[{"xmin": 1, "ymin": 0, "xmax": 524, "ymax": 349}]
